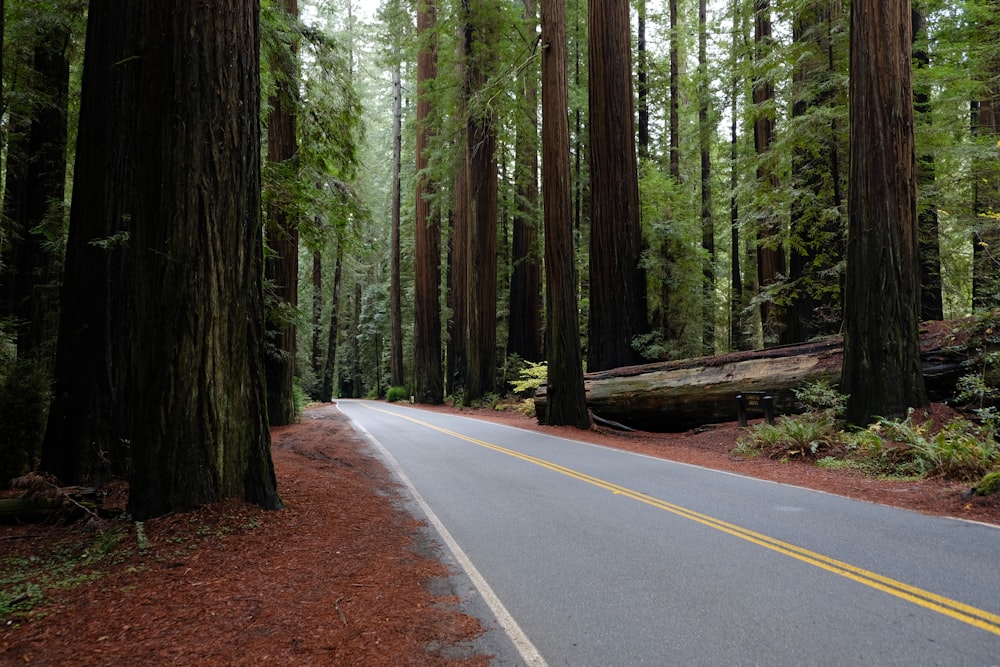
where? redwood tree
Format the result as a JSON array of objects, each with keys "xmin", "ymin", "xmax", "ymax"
[
  {"xmin": 842, "ymin": 0, "xmax": 927, "ymax": 425},
  {"xmin": 587, "ymin": 0, "xmax": 648, "ymax": 372},
  {"xmin": 507, "ymin": 0, "xmax": 543, "ymax": 364},
  {"xmin": 463, "ymin": 0, "xmax": 500, "ymax": 403},
  {"xmin": 541, "ymin": 0, "xmax": 589, "ymax": 428},
  {"xmin": 413, "ymin": 0, "xmax": 443, "ymax": 404},
  {"xmin": 264, "ymin": 0, "xmax": 300, "ymax": 426},
  {"xmin": 127, "ymin": 0, "xmax": 281, "ymax": 518},
  {"xmin": 42, "ymin": 0, "xmax": 135, "ymax": 486}
]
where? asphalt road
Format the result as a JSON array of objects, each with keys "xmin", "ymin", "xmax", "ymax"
[{"xmin": 336, "ymin": 399, "xmax": 1000, "ymax": 666}]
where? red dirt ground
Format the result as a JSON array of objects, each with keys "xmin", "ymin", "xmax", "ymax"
[{"xmin": 2, "ymin": 400, "xmax": 997, "ymax": 666}]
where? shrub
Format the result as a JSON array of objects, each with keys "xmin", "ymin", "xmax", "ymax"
[
  {"xmin": 733, "ymin": 410, "xmax": 840, "ymax": 460},
  {"xmin": 386, "ymin": 386, "xmax": 407, "ymax": 403}
]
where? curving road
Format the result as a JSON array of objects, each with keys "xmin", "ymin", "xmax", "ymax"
[{"xmin": 337, "ymin": 399, "xmax": 1000, "ymax": 666}]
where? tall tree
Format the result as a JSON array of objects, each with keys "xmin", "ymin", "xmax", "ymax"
[
  {"xmin": 507, "ymin": 0, "xmax": 543, "ymax": 363},
  {"xmin": 842, "ymin": 0, "xmax": 928, "ymax": 425},
  {"xmin": 912, "ymin": 3, "xmax": 943, "ymax": 321},
  {"xmin": 971, "ymin": 10, "xmax": 1000, "ymax": 311},
  {"xmin": 264, "ymin": 0, "xmax": 300, "ymax": 426},
  {"xmin": 541, "ymin": 0, "xmax": 589, "ymax": 428},
  {"xmin": 413, "ymin": 0, "xmax": 443, "ymax": 404},
  {"xmin": 42, "ymin": 0, "xmax": 135, "ymax": 486},
  {"xmin": 0, "ymin": 10, "xmax": 72, "ymax": 361},
  {"xmin": 389, "ymin": 57, "xmax": 405, "ymax": 388},
  {"xmin": 753, "ymin": 0, "xmax": 788, "ymax": 345},
  {"xmin": 320, "ymin": 237, "xmax": 345, "ymax": 401},
  {"xmin": 463, "ymin": 0, "xmax": 500, "ymax": 403},
  {"xmin": 637, "ymin": 0, "xmax": 649, "ymax": 158},
  {"xmin": 698, "ymin": 0, "xmax": 715, "ymax": 355},
  {"xmin": 127, "ymin": 0, "xmax": 281, "ymax": 518},
  {"xmin": 788, "ymin": 0, "xmax": 847, "ymax": 341},
  {"xmin": 587, "ymin": 0, "xmax": 648, "ymax": 371},
  {"xmin": 729, "ymin": 0, "xmax": 754, "ymax": 352}
]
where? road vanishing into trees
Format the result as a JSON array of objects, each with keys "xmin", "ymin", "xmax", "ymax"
[{"xmin": 336, "ymin": 400, "xmax": 1000, "ymax": 666}]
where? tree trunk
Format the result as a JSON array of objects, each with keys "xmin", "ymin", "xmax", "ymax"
[
  {"xmin": 42, "ymin": 0, "xmax": 135, "ymax": 486},
  {"xmin": 464, "ymin": 0, "xmax": 500, "ymax": 404},
  {"xmin": 698, "ymin": 0, "xmax": 715, "ymax": 356},
  {"xmin": 127, "ymin": 0, "xmax": 281, "ymax": 519},
  {"xmin": 507, "ymin": 0, "xmax": 543, "ymax": 364},
  {"xmin": 587, "ymin": 0, "xmax": 648, "ymax": 372},
  {"xmin": 912, "ymin": 5, "xmax": 943, "ymax": 322},
  {"xmin": 320, "ymin": 239, "xmax": 344, "ymax": 402},
  {"xmin": 972, "ymin": 65, "xmax": 1000, "ymax": 310},
  {"xmin": 0, "ymin": 16, "xmax": 71, "ymax": 362},
  {"xmin": 389, "ymin": 60, "xmax": 405, "ymax": 388},
  {"xmin": 637, "ymin": 0, "xmax": 649, "ymax": 158},
  {"xmin": 311, "ymin": 248, "xmax": 323, "ymax": 386},
  {"xmin": 753, "ymin": 0, "xmax": 789, "ymax": 346},
  {"xmin": 541, "ymin": 0, "xmax": 590, "ymax": 428},
  {"xmin": 264, "ymin": 0, "xmax": 300, "ymax": 427},
  {"xmin": 843, "ymin": 0, "xmax": 927, "ymax": 425},
  {"xmin": 535, "ymin": 324, "xmax": 965, "ymax": 432},
  {"xmin": 414, "ymin": 0, "xmax": 443, "ymax": 404}
]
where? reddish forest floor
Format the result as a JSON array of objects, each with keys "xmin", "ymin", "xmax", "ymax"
[{"xmin": 2, "ymin": 400, "xmax": 998, "ymax": 666}]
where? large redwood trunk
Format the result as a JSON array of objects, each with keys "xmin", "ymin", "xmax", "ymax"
[
  {"xmin": 42, "ymin": 1, "xmax": 135, "ymax": 486},
  {"xmin": 127, "ymin": 0, "xmax": 280, "ymax": 519},
  {"xmin": 413, "ymin": 0, "xmax": 443, "ymax": 404},
  {"xmin": 587, "ymin": 0, "xmax": 648, "ymax": 372},
  {"xmin": 843, "ymin": 0, "xmax": 927, "ymax": 425},
  {"xmin": 541, "ymin": 0, "xmax": 589, "ymax": 428}
]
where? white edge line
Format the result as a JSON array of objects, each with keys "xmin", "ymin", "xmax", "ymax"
[{"xmin": 347, "ymin": 417, "xmax": 549, "ymax": 667}]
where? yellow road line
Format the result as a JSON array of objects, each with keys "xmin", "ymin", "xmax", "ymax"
[{"xmin": 362, "ymin": 403, "xmax": 1000, "ymax": 637}]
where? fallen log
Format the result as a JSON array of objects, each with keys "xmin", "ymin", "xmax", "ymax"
[{"xmin": 535, "ymin": 324, "xmax": 969, "ymax": 432}]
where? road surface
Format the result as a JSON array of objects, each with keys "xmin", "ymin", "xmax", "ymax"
[{"xmin": 336, "ymin": 399, "xmax": 1000, "ymax": 666}]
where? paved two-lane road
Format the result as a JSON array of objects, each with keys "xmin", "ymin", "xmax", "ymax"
[{"xmin": 337, "ymin": 399, "xmax": 1000, "ymax": 666}]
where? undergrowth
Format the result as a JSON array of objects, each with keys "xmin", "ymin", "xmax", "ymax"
[{"xmin": 734, "ymin": 381, "xmax": 1000, "ymax": 487}]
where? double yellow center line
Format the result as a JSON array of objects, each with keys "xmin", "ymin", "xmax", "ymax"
[{"xmin": 364, "ymin": 403, "xmax": 1000, "ymax": 637}]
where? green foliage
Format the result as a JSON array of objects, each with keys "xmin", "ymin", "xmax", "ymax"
[
  {"xmin": 792, "ymin": 380, "xmax": 847, "ymax": 414},
  {"xmin": 386, "ymin": 386, "xmax": 407, "ymax": 403},
  {"xmin": 950, "ymin": 312, "xmax": 1000, "ymax": 410},
  {"xmin": 971, "ymin": 471, "xmax": 1000, "ymax": 496},
  {"xmin": 733, "ymin": 410, "xmax": 840, "ymax": 460},
  {"xmin": 848, "ymin": 412, "xmax": 1000, "ymax": 481},
  {"xmin": 511, "ymin": 361, "xmax": 547, "ymax": 395}
]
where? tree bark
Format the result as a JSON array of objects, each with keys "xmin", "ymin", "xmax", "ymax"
[
  {"xmin": 264, "ymin": 0, "xmax": 300, "ymax": 427},
  {"xmin": 42, "ymin": 0, "xmax": 135, "ymax": 486},
  {"xmin": 843, "ymin": 0, "xmax": 927, "ymax": 425},
  {"xmin": 587, "ymin": 0, "xmax": 648, "ymax": 372},
  {"xmin": 320, "ymin": 239, "xmax": 344, "ymax": 402},
  {"xmin": 414, "ymin": 0, "xmax": 443, "ymax": 404},
  {"xmin": 463, "ymin": 0, "xmax": 500, "ymax": 403},
  {"xmin": 541, "ymin": 0, "xmax": 589, "ymax": 428},
  {"xmin": 127, "ymin": 0, "xmax": 281, "ymax": 519}
]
